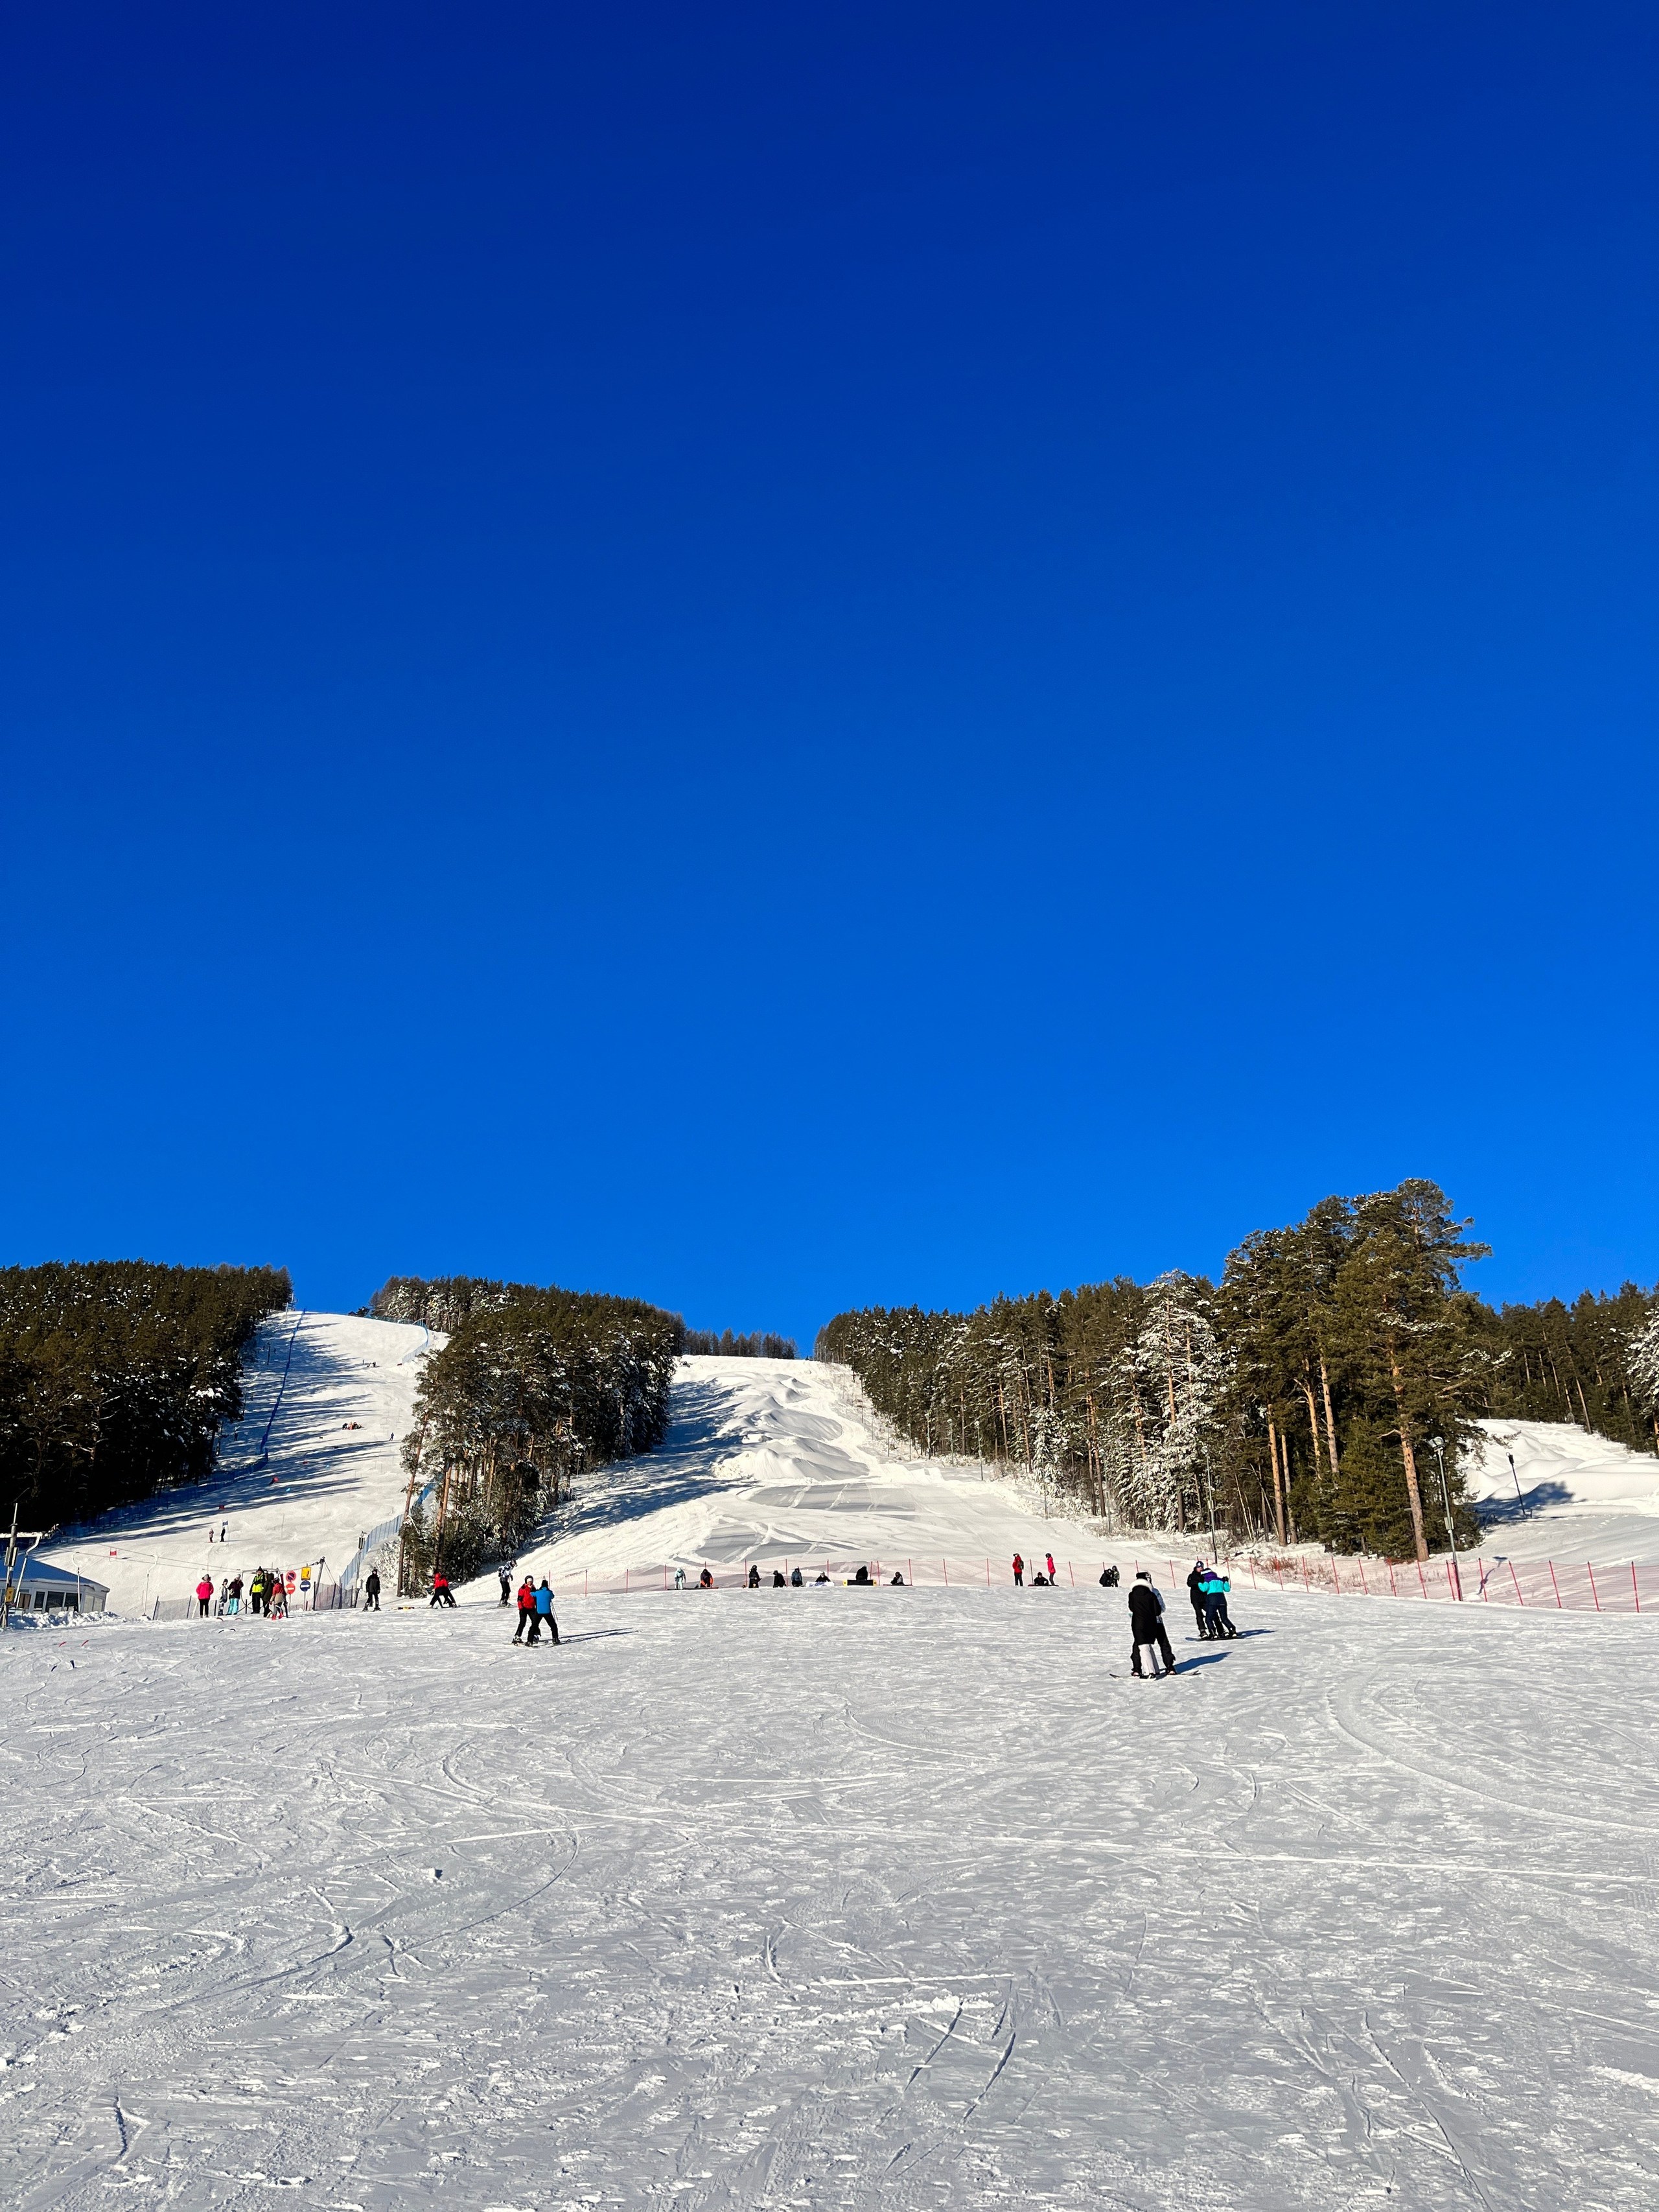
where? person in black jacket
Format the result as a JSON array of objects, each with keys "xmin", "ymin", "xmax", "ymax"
[
  {"xmin": 1187, "ymin": 1559, "xmax": 1211, "ymax": 1639},
  {"xmin": 1128, "ymin": 1572, "xmax": 1176, "ymax": 1677},
  {"xmin": 363, "ymin": 1568, "xmax": 380, "ymax": 1612}
]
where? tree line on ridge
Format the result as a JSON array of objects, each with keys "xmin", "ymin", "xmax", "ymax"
[{"xmin": 816, "ymin": 1181, "xmax": 1659, "ymax": 1561}]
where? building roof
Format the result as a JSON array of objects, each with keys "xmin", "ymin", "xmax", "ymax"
[{"xmin": 10, "ymin": 1553, "xmax": 110, "ymax": 1599}]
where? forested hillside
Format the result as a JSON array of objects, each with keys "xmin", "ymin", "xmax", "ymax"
[
  {"xmin": 818, "ymin": 1182, "xmax": 1659, "ymax": 1561},
  {"xmin": 0, "ymin": 1261, "xmax": 292, "ymax": 1524},
  {"xmin": 388, "ymin": 1275, "xmax": 684, "ymax": 1589}
]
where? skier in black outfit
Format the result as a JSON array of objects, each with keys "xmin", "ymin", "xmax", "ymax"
[
  {"xmin": 1128, "ymin": 1572, "xmax": 1177, "ymax": 1677},
  {"xmin": 1187, "ymin": 1560, "xmax": 1210, "ymax": 1639},
  {"xmin": 363, "ymin": 1569, "xmax": 381, "ymax": 1611}
]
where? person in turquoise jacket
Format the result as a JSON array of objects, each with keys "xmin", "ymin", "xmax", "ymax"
[{"xmin": 1199, "ymin": 1565, "xmax": 1237, "ymax": 1639}]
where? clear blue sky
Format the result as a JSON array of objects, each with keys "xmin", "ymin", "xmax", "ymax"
[{"xmin": 3, "ymin": 3, "xmax": 1656, "ymax": 1347}]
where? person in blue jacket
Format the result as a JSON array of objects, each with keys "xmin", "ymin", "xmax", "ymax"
[
  {"xmin": 1200, "ymin": 1564, "xmax": 1237, "ymax": 1639},
  {"xmin": 527, "ymin": 1577, "xmax": 559, "ymax": 1646}
]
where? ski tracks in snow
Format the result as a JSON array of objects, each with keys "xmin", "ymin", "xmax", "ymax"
[{"xmin": 6, "ymin": 1583, "xmax": 1659, "ymax": 2207}]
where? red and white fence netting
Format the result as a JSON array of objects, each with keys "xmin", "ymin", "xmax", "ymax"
[{"xmin": 546, "ymin": 1554, "xmax": 1656, "ymax": 1614}]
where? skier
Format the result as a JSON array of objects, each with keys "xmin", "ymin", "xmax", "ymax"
[
  {"xmin": 195, "ymin": 1574, "xmax": 215, "ymax": 1619},
  {"xmin": 498, "ymin": 1570, "xmax": 513, "ymax": 1607},
  {"xmin": 528, "ymin": 1578, "xmax": 559, "ymax": 1646},
  {"xmin": 430, "ymin": 1571, "xmax": 456, "ymax": 1609},
  {"xmin": 747, "ymin": 1564, "xmax": 761, "ymax": 1589},
  {"xmin": 248, "ymin": 1570, "xmax": 264, "ymax": 1616},
  {"xmin": 226, "ymin": 1574, "xmax": 244, "ymax": 1616},
  {"xmin": 1045, "ymin": 1552, "xmax": 1056, "ymax": 1585},
  {"xmin": 1201, "ymin": 1564, "xmax": 1238, "ymax": 1639},
  {"xmin": 1012, "ymin": 1554, "xmax": 1025, "ymax": 1587},
  {"xmin": 1128, "ymin": 1571, "xmax": 1176, "ymax": 1678},
  {"xmin": 673, "ymin": 1568, "xmax": 686, "ymax": 1589},
  {"xmin": 790, "ymin": 1566, "xmax": 803, "ymax": 1587},
  {"xmin": 363, "ymin": 1568, "xmax": 381, "ymax": 1612},
  {"xmin": 1187, "ymin": 1560, "xmax": 1211, "ymax": 1639},
  {"xmin": 699, "ymin": 1568, "xmax": 714, "ymax": 1589},
  {"xmin": 268, "ymin": 1577, "xmax": 289, "ymax": 1620},
  {"xmin": 512, "ymin": 1576, "xmax": 535, "ymax": 1640}
]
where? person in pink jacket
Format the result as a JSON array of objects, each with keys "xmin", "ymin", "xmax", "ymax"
[{"xmin": 194, "ymin": 1575, "xmax": 215, "ymax": 1618}]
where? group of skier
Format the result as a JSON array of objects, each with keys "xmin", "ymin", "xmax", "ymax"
[
  {"xmin": 1120, "ymin": 1559, "xmax": 1238, "ymax": 1678},
  {"xmin": 192, "ymin": 1567, "xmax": 295, "ymax": 1618}
]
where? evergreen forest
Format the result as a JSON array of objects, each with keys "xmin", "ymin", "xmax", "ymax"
[
  {"xmin": 682, "ymin": 1329, "xmax": 798, "ymax": 1358},
  {"xmin": 817, "ymin": 1182, "xmax": 1659, "ymax": 1561},
  {"xmin": 0, "ymin": 1261, "xmax": 293, "ymax": 1526},
  {"xmin": 387, "ymin": 1275, "xmax": 684, "ymax": 1589}
]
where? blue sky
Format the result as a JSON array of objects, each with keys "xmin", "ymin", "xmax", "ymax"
[{"xmin": 3, "ymin": 2, "xmax": 1656, "ymax": 1347}]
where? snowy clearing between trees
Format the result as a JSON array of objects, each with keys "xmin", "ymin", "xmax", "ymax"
[
  {"xmin": 47, "ymin": 1313, "xmax": 438, "ymax": 1619},
  {"xmin": 8, "ymin": 1583, "xmax": 1659, "ymax": 2210},
  {"xmin": 1467, "ymin": 1417, "xmax": 1659, "ymax": 1561}
]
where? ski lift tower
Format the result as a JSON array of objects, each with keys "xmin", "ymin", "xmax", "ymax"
[{"xmin": 1, "ymin": 1504, "xmax": 52, "ymax": 1631}]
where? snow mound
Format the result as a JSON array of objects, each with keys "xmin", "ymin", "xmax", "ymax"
[{"xmin": 1467, "ymin": 1416, "xmax": 1659, "ymax": 1559}]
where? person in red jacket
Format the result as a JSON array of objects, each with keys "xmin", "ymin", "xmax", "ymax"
[
  {"xmin": 1045, "ymin": 1552, "xmax": 1056, "ymax": 1585},
  {"xmin": 1012, "ymin": 1554, "xmax": 1024, "ymax": 1587},
  {"xmin": 511, "ymin": 1576, "xmax": 535, "ymax": 1642},
  {"xmin": 429, "ymin": 1571, "xmax": 456, "ymax": 1609},
  {"xmin": 194, "ymin": 1574, "xmax": 214, "ymax": 1618}
]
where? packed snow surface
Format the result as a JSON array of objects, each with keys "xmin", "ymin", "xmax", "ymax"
[
  {"xmin": 1468, "ymin": 1417, "xmax": 1659, "ymax": 1561},
  {"xmin": 9, "ymin": 1581, "xmax": 1659, "ymax": 2209},
  {"xmin": 49, "ymin": 1313, "xmax": 437, "ymax": 1616}
]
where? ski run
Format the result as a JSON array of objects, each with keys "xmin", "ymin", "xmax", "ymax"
[{"xmin": 8, "ymin": 1318, "xmax": 1659, "ymax": 2209}]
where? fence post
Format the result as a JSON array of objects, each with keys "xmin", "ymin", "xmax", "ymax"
[
  {"xmin": 624, "ymin": 1567, "xmax": 629, "ymax": 1594},
  {"xmin": 1388, "ymin": 1559, "xmax": 1398, "ymax": 1598},
  {"xmin": 1068, "ymin": 1561, "xmax": 1074, "ymax": 1586},
  {"xmin": 1633, "ymin": 1562, "xmax": 1641, "ymax": 1614},
  {"xmin": 1417, "ymin": 1560, "xmax": 1428, "ymax": 1598},
  {"xmin": 942, "ymin": 1560, "xmax": 948, "ymax": 1586},
  {"xmin": 1302, "ymin": 1559, "xmax": 1310, "ymax": 1590},
  {"xmin": 1587, "ymin": 1563, "xmax": 1601, "ymax": 1612},
  {"xmin": 1358, "ymin": 1558, "xmax": 1369, "ymax": 1595},
  {"xmin": 986, "ymin": 1559, "xmax": 990, "ymax": 1586},
  {"xmin": 1508, "ymin": 1559, "xmax": 1524, "ymax": 1606},
  {"xmin": 584, "ymin": 1569, "xmax": 588, "ymax": 1596},
  {"xmin": 1548, "ymin": 1559, "xmax": 1562, "ymax": 1609}
]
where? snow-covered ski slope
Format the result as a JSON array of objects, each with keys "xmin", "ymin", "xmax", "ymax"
[
  {"xmin": 49, "ymin": 1312, "xmax": 436, "ymax": 1616},
  {"xmin": 1467, "ymin": 1417, "xmax": 1659, "ymax": 1560},
  {"xmin": 10, "ymin": 1583, "xmax": 1659, "ymax": 2208},
  {"xmin": 511, "ymin": 1354, "xmax": 1095, "ymax": 1590}
]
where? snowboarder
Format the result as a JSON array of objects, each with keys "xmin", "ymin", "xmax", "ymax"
[
  {"xmin": 195, "ymin": 1574, "xmax": 215, "ymax": 1618},
  {"xmin": 814, "ymin": 1572, "xmax": 830, "ymax": 1585},
  {"xmin": 527, "ymin": 1578, "xmax": 559, "ymax": 1646},
  {"xmin": 1187, "ymin": 1560, "xmax": 1210, "ymax": 1638},
  {"xmin": 1128, "ymin": 1572, "xmax": 1176, "ymax": 1678},
  {"xmin": 363, "ymin": 1568, "xmax": 380, "ymax": 1611},
  {"xmin": 1012, "ymin": 1554, "xmax": 1024, "ymax": 1587},
  {"xmin": 853, "ymin": 1565, "xmax": 871, "ymax": 1586},
  {"xmin": 430, "ymin": 1571, "xmax": 456, "ymax": 1609},
  {"xmin": 499, "ymin": 1570, "xmax": 513, "ymax": 1607},
  {"xmin": 890, "ymin": 1570, "xmax": 905, "ymax": 1586},
  {"xmin": 512, "ymin": 1576, "xmax": 535, "ymax": 1640},
  {"xmin": 1200, "ymin": 1565, "xmax": 1238, "ymax": 1638}
]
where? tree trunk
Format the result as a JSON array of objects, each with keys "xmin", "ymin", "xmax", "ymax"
[
  {"xmin": 1300, "ymin": 1379, "xmax": 1324, "ymax": 1488},
  {"xmin": 1318, "ymin": 1352, "xmax": 1341, "ymax": 1485},
  {"xmin": 1267, "ymin": 1414, "xmax": 1286, "ymax": 1544},
  {"xmin": 1387, "ymin": 1351, "xmax": 1429, "ymax": 1560}
]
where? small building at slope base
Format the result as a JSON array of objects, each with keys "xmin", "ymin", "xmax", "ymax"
[{"xmin": 5, "ymin": 1555, "xmax": 109, "ymax": 1614}]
